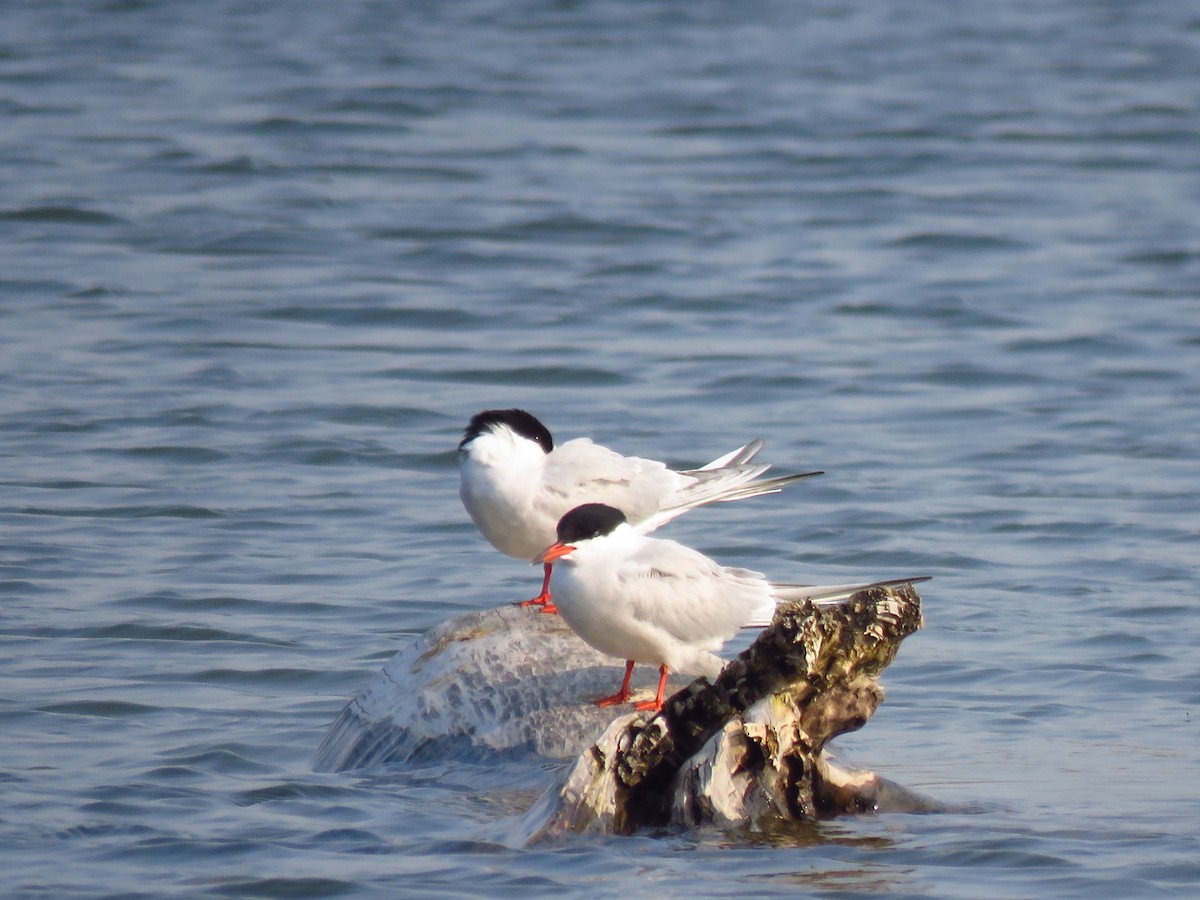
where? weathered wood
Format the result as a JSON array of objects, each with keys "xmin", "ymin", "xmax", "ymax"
[{"xmin": 522, "ymin": 583, "xmax": 924, "ymax": 837}]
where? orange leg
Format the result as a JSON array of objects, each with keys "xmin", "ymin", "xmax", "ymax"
[
  {"xmin": 514, "ymin": 563, "xmax": 558, "ymax": 614},
  {"xmin": 633, "ymin": 664, "xmax": 670, "ymax": 712},
  {"xmin": 594, "ymin": 659, "xmax": 636, "ymax": 707}
]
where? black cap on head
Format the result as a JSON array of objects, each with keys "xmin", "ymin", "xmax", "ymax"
[
  {"xmin": 556, "ymin": 503, "xmax": 627, "ymax": 543},
  {"xmin": 459, "ymin": 409, "xmax": 554, "ymax": 453}
]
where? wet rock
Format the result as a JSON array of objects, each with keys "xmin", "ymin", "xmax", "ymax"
[{"xmin": 312, "ymin": 604, "xmax": 699, "ymax": 770}]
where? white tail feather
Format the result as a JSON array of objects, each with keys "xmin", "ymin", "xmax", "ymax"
[
  {"xmin": 695, "ymin": 439, "xmax": 765, "ymax": 471},
  {"xmin": 636, "ymin": 467, "xmax": 824, "ymax": 536}
]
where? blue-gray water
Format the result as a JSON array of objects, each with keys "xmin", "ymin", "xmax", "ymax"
[{"xmin": 3, "ymin": 1, "xmax": 1198, "ymax": 896}]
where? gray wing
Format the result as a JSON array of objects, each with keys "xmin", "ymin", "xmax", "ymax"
[
  {"xmin": 622, "ymin": 541, "xmax": 773, "ymax": 649},
  {"xmin": 539, "ymin": 438, "xmax": 684, "ymax": 523},
  {"xmin": 542, "ymin": 436, "xmax": 822, "ymax": 535}
]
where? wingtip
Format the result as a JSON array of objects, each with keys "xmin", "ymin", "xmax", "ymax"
[
  {"xmin": 742, "ymin": 437, "xmax": 766, "ymax": 461},
  {"xmin": 774, "ymin": 576, "xmax": 931, "ymax": 607},
  {"xmin": 751, "ymin": 469, "xmax": 825, "ymax": 492},
  {"xmin": 725, "ymin": 438, "xmax": 765, "ymax": 468},
  {"xmin": 862, "ymin": 576, "xmax": 932, "ymax": 590},
  {"xmin": 696, "ymin": 438, "xmax": 763, "ymax": 471}
]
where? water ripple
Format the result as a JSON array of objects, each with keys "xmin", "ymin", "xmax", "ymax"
[{"xmin": 2, "ymin": 0, "xmax": 1198, "ymax": 896}]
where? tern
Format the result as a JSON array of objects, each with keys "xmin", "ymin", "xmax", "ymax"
[
  {"xmin": 459, "ymin": 408, "xmax": 822, "ymax": 612},
  {"xmin": 535, "ymin": 502, "xmax": 929, "ymax": 712}
]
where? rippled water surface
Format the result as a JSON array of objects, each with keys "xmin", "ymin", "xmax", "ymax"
[{"xmin": 3, "ymin": 1, "xmax": 1198, "ymax": 896}]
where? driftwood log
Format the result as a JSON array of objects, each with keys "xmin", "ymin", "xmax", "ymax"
[
  {"xmin": 521, "ymin": 583, "xmax": 925, "ymax": 838},
  {"xmin": 314, "ymin": 583, "xmax": 927, "ymax": 838}
]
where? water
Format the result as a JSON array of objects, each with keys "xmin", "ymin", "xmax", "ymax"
[{"xmin": 2, "ymin": 0, "xmax": 1198, "ymax": 895}]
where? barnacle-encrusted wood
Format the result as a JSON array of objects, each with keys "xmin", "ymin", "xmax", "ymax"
[{"xmin": 523, "ymin": 583, "xmax": 924, "ymax": 837}]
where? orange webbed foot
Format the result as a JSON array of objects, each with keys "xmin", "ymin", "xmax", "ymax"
[
  {"xmin": 593, "ymin": 691, "xmax": 631, "ymax": 708},
  {"xmin": 514, "ymin": 591, "xmax": 552, "ymax": 609}
]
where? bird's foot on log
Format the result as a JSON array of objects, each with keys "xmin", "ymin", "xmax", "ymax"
[
  {"xmin": 633, "ymin": 665, "xmax": 670, "ymax": 714},
  {"xmin": 594, "ymin": 660, "xmax": 636, "ymax": 707},
  {"xmin": 593, "ymin": 691, "xmax": 632, "ymax": 708}
]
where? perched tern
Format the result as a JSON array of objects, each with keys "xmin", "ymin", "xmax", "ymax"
[
  {"xmin": 459, "ymin": 408, "xmax": 822, "ymax": 612},
  {"xmin": 535, "ymin": 502, "xmax": 929, "ymax": 713}
]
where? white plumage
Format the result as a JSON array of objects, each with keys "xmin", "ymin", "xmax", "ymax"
[
  {"xmin": 537, "ymin": 503, "xmax": 928, "ymax": 712},
  {"xmin": 458, "ymin": 409, "xmax": 821, "ymax": 609}
]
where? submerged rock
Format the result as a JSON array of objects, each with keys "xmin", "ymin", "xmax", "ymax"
[{"xmin": 315, "ymin": 583, "xmax": 929, "ymax": 837}]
